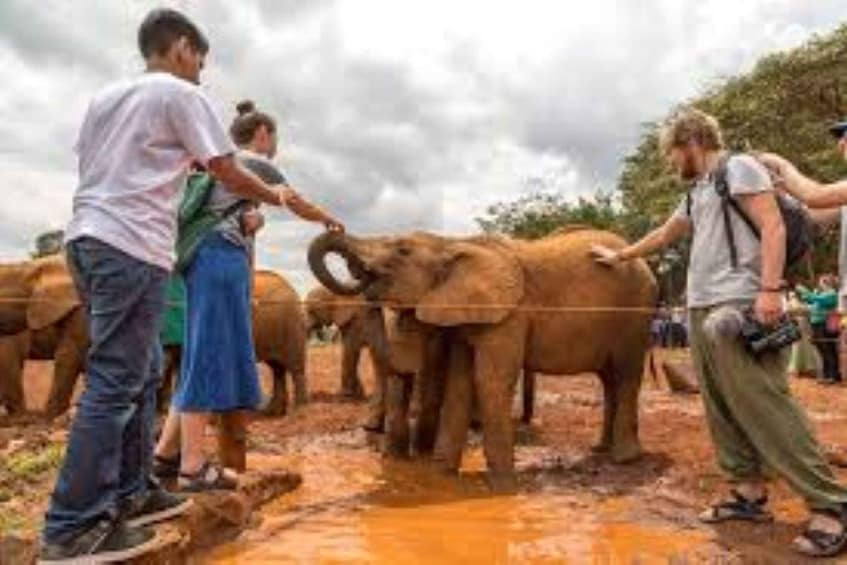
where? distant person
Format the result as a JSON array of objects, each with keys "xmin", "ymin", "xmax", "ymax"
[
  {"xmin": 797, "ymin": 275, "xmax": 841, "ymax": 384},
  {"xmin": 39, "ymin": 9, "xmax": 320, "ymax": 564},
  {"xmin": 786, "ymin": 288, "xmax": 822, "ymax": 380}
]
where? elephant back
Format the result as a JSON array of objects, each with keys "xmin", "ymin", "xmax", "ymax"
[{"xmin": 252, "ymin": 270, "xmax": 305, "ymax": 362}]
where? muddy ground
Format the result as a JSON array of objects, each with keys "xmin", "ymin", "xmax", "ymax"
[{"xmin": 4, "ymin": 345, "xmax": 847, "ymax": 563}]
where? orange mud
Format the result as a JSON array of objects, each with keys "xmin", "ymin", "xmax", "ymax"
[{"xmin": 6, "ymin": 346, "xmax": 847, "ymax": 563}]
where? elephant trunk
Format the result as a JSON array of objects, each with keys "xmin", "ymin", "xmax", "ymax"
[{"xmin": 308, "ymin": 232, "xmax": 372, "ymax": 296}]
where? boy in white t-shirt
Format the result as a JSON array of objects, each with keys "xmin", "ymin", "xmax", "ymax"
[{"xmin": 39, "ymin": 9, "xmax": 343, "ymax": 564}]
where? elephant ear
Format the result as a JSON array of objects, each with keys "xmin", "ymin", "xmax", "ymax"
[
  {"xmin": 27, "ymin": 257, "xmax": 80, "ymax": 331},
  {"xmin": 416, "ymin": 242, "xmax": 524, "ymax": 326}
]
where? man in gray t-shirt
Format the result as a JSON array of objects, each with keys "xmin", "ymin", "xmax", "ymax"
[{"xmin": 594, "ymin": 108, "xmax": 847, "ymax": 558}]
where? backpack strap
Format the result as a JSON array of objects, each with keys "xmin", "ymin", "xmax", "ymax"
[{"xmin": 713, "ymin": 153, "xmax": 760, "ymax": 269}]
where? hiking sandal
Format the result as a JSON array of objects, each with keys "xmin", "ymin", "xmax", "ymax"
[
  {"xmin": 699, "ymin": 489, "xmax": 773, "ymax": 524},
  {"xmin": 177, "ymin": 462, "xmax": 238, "ymax": 492},
  {"xmin": 793, "ymin": 511, "xmax": 847, "ymax": 557}
]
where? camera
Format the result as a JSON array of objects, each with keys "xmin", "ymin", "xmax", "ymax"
[{"xmin": 739, "ymin": 311, "xmax": 801, "ymax": 356}]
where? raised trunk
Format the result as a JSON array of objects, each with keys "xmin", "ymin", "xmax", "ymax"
[{"xmin": 307, "ymin": 233, "xmax": 370, "ymax": 296}]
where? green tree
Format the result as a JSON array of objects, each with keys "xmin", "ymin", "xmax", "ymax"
[
  {"xmin": 477, "ymin": 191, "xmax": 621, "ymax": 240},
  {"xmin": 619, "ymin": 24, "xmax": 847, "ymax": 280},
  {"xmin": 32, "ymin": 230, "xmax": 64, "ymax": 259}
]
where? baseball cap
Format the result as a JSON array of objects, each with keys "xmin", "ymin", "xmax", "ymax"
[{"xmin": 828, "ymin": 120, "xmax": 847, "ymax": 139}]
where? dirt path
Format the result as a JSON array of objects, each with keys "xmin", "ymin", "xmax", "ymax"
[{"xmin": 4, "ymin": 346, "xmax": 847, "ymax": 563}]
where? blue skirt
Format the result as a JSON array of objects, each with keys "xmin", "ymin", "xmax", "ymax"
[{"xmin": 173, "ymin": 232, "xmax": 261, "ymax": 412}]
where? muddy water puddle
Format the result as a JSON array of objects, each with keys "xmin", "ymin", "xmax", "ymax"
[{"xmin": 202, "ymin": 431, "xmax": 720, "ymax": 564}]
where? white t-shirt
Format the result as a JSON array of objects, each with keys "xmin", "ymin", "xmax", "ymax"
[{"xmin": 65, "ymin": 72, "xmax": 236, "ymax": 270}]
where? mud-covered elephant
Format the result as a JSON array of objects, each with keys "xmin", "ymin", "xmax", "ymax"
[
  {"xmin": 0, "ymin": 255, "xmax": 87, "ymax": 417},
  {"xmin": 304, "ymin": 286, "xmax": 535, "ymax": 455},
  {"xmin": 309, "ymin": 228, "xmax": 657, "ymax": 488},
  {"xmin": 158, "ymin": 269, "xmax": 307, "ymax": 416},
  {"xmin": 304, "ymin": 286, "xmax": 370, "ymax": 399}
]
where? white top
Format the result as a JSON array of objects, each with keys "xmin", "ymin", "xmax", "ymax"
[{"xmin": 65, "ymin": 72, "xmax": 236, "ymax": 270}]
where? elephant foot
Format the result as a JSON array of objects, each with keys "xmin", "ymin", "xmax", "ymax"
[
  {"xmin": 591, "ymin": 441, "xmax": 611, "ymax": 454},
  {"xmin": 486, "ymin": 472, "xmax": 518, "ymax": 493},
  {"xmin": 261, "ymin": 394, "xmax": 288, "ymax": 417},
  {"xmin": 341, "ymin": 389, "xmax": 367, "ymax": 402},
  {"xmin": 363, "ymin": 413, "xmax": 385, "ymax": 434},
  {"xmin": 610, "ymin": 442, "xmax": 642, "ymax": 464},
  {"xmin": 294, "ymin": 393, "xmax": 309, "ymax": 407}
]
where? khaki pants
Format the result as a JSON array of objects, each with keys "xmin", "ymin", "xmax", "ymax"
[{"xmin": 689, "ymin": 303, "xmax": 847, "ymax": 512}]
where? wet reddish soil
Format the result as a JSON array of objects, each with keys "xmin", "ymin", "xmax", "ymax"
[{"xmin": 4, "ymin": 346, "xmax": 847, "ymax": 563}]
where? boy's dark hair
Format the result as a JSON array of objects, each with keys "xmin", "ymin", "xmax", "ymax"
[
  {"xmin": 138, "ymin": 8, "xmax": 209, "ymax": 59},
  {"xmin": 230, "ymin": 100, "xmax": 277, "ymax": 146}
]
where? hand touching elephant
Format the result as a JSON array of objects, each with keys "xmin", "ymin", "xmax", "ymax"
[
  {"xmin": 309, "ymin": 228, "xmax": 657, "ymax": 490},
  {"xmin": 0, "ymin": 255, "xmax": 87, "ymax": 418}
]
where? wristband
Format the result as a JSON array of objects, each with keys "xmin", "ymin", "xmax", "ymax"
[{"xmin": 760, "ymin": 286, "xmax": 782, "ymax": 293}]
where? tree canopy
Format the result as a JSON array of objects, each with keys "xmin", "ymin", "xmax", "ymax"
[{"xmin": 477, "ymin": 22, "xmax": 847, "ymax": 296}]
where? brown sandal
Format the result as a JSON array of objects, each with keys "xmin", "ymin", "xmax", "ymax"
[{"xmin": 177, "ymin": 462, "xmax": 238, "ymax": 492}]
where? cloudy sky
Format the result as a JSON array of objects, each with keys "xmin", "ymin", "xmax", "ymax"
[{"xmin": 0, "ymin": 0, "xmax": 843, "ymax": 292}]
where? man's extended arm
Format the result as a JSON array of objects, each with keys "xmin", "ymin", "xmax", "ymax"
[
  {"xmin": 591, "ymin": 214, "xmax": 690, "ymax": 265},
  {"xmin": 759, "ymin": 153, "xmax": 847, "ymax": 209}
]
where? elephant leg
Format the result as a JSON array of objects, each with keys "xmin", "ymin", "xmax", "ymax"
[
  {"xmin": 385, "ymin": 373, "xmax": 413, "ymax": 457},
  {"xmin": 521, "ymin": 370, "xmax": 536, "ymax": 425},
  {"xmin": 364, "ymin": 347, "xmax": 387, "ymax": 432},
  {"xmin": 474, "ymin": 345, "xmax": 521, "ymax": 491},
  {"xmin": 0, "ymin": 337, "xmax": 25, "ymax": 415},
  {"xmin": 434, "ymin": 343, "xmax": 473, "ymax": 474},
  {"xmin": 609, "ymin": 351, "xmax": 644, "ymax": 464},
  {"xmin": 292, "ymin": 367, "xmax": 308, "ymax": 406},
  {"xmin": 340, "ymin": 333, "xmax": 364, "ymax": 399},
  {"xmin": 263, "ymin": 361, "xmax": 288, "ymax": 416},
  {"xmin": 45, "ymin": 337, "xmax": 85, "ymax": 419},
  {"xmin": 414, "ymin": 337, "xmax": 448, "ymax": 455},
  {"xmin": 593, "ymin": 364, "xmax": 616, "ymax": 454}
]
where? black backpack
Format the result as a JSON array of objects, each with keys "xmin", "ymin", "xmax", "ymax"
[{"xmin": 686, "ymin": 153, "xmax": 815, "ymax": 271}]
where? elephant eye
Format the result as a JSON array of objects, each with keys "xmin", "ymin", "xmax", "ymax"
[{"xmin": 397, "ymin": 246, "xmax": 412, "ymax": 257}]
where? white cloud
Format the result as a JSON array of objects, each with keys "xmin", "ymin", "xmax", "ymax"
[{"xmin": 0, "ymin": 0, "xmax": 843, "ymax": 292}]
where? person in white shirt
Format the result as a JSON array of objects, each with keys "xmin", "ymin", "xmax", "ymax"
[{"xmin": 40, "ymin": 9, "xmax": 343, "ymax": 564}]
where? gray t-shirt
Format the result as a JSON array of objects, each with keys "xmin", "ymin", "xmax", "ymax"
[
  {"xmin": 208, "ymin": 149, "xmax": 288, "ymax": 250},
  {"xmin": 672, "ymin": 154, "xmax": 774, "ymax": 308}
]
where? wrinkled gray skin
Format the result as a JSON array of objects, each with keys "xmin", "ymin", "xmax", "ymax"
[{"xmin": 309, "ymin": 229, "xmax": 657, "ymax": 490}]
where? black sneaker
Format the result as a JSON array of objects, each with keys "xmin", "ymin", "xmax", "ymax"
[
  {"xmin": 123, "ymin": 487, "xmax": 193, "ymax": 528},
  {"xmin": 38, "ymin": 519, "xmax": 161, "ymax": 564}
]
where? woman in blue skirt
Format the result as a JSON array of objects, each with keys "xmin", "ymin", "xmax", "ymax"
[{"xmin": 154, "ymin": 100, "xmax": 343, "ymax": 491}]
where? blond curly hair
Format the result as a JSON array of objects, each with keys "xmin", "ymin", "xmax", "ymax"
[{"xmin": 658, "ymin": 108, "xmax": 725, "ymax": 155}]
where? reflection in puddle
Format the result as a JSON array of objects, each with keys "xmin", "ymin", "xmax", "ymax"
[{"xmin": 203, "ymin": 431, "xmax": 714, "ymax": 564}]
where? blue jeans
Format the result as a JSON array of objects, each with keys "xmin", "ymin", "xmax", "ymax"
[{"xmin": 43, "ymin": 237, "xmax": 167, "ymax": 543}]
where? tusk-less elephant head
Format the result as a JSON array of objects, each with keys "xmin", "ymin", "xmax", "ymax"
[
  {"xmin": 0, "ymin": 255, "xmax": 81, "ymax": 336},
  {"xmin": 308, "ymin": 231, "xmax": 524, "ymax": 326}
]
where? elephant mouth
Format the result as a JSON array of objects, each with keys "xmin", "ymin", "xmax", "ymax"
[{"xmin": 308, "ymin": 232, "xmax": 376, "ymax": 297}]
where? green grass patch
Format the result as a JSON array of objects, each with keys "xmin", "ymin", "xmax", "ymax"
[{"xmin": 1, "ymin": 443, "xmax": 64, "ymax": 482}]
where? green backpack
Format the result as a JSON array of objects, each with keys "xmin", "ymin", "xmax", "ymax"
[{"xmin": 174, "ymin": 172, "xmax": 244, "ymax": 273}]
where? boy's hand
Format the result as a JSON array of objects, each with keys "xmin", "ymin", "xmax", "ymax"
[{"xmin": 590, "ymin": 244, "xmax": 621, "ymax": 267}]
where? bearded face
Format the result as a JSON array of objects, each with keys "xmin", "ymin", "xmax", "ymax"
[{"xmin": 667, "ymin": 145, "xmax": 704, "ymax": 181}]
